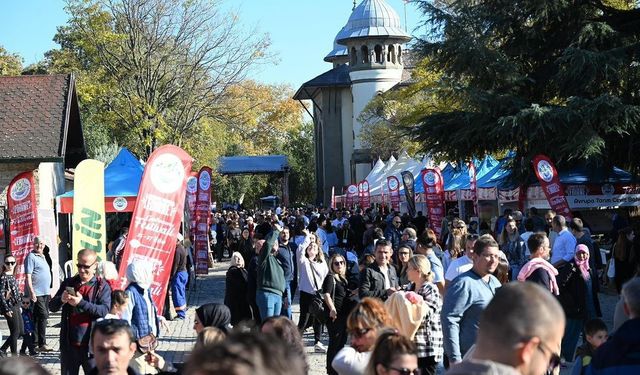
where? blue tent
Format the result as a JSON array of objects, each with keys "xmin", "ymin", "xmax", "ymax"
[{"xmin": 57, "ymin": 148, "xmax": 144, "ymax": 213}]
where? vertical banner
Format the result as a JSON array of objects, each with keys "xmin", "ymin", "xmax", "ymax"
[
  {"xmin": 422, "ymin": 168, "xmax": 446, "ymax": 238},
  {"xmin": 387, "ymin": 176, "xmax": 401, "ymax": 211},
  {"xmin": 469, "ymin": 161, "xmax": 478, "ymax": 216},
  {"xmin": 117, "ymin": 145, "xmax": 193, "ymax": 314},
  {"xmin": 346, "ymin": 184, "xmax": 358, "ymax": 208},
  {"xmin": 330, "ymin": 186, "xmax": 336, "ymax": 209},
  {"xmin": 532, "ymin": 155, "xmax": 572, "ymax": 219},
  {"xmin": 380, "ymin": 182, "xmax": 386, "ymax": 207},
  {"xmin": 7, "ymin": 172, "xmax": 39, "ymax": 293},
  {"xmin": 359, "ymin": 180, "xmax": 371, "ymax": 208},
  {"xmin": 73, "ymin": 159, "xmax": 107, "ymax": 272},
  {"xmin": 186, "ymin": 172, "xmax": 198, "ymax": 240},
  {"xmin": 195, "ymin": 167, "xmax": 212, "ymax": 275},
  {"xmin": 401, "ymin": 171, "xmax": 416, "ymax": 217}
]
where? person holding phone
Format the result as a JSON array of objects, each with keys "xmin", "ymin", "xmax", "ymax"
[{"xmin": 50, "ymin": 249, "xmax": 111, "ymax": 375}]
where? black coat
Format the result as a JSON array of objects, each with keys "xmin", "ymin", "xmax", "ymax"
[
  {"xmin": 358, "ymin": 263, "xmax": 399, "ymax": 301},
  {"xmin": 557, "ymin": 262, "xmax": 588, "ymax": 319},
  {"xmin": 224, "ymin": 266, "xmax": 253, "ymax": 325}
]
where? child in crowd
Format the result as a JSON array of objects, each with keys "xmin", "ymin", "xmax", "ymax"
[
  {"xmin": 572, "ymin": 319, "xmax": 608, "ymax": 375},
  {"xmin": 104, "ymin": 290, "xmax": 129, "ymax": 319},
  {"xmin": 20, "ymin": 297, "xmax": 36, "ymax": 356}
]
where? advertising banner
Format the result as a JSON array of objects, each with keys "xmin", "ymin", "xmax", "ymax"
[
  {"xmin": 421, "ymin": 168, "xmax": 445, "ymax": 238},
  {"xmin": 532, "ymin": 154, "xmax": 572, "ymax": 219},
  {"xmin": 195, "ymin": 167, "xmax": 212, "ymax": 275},
  {"xmin": 346, "ymin": 184, "xmax": 358, "ymax": 208},
  {"xmin": 469, "ymin": 161, "xmax": 478, "ymax": 215},
  {"xmin": 117, "ymin": 145, "xmax": 192, "ymax": 314},
  {"xmin": 360, "ymin": 180, "xmax": 371, "ymax": 208},
  {"xmin": 73, "ymin": 159, "xmax": 107, "ymax": 272},
  {"xmin": 401, "ymin": 171, "xmax": 416, "ymax": 217},
  {"xmin": 186, "ymin": 172, "xmax": 198, "ymax": 239},
  {"xmin": 7, "ymin": 171, "xmax": 39, "ymax": 293},
  {"xmin": 387, "ymin": 176, "xmax": 401, "ymax": 211}
]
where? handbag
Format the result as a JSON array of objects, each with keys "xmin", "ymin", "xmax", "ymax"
[
  {"xmin": 137, "ymin": 333, "xmax": 158, "ymax": 354},
  {"xmin": 607, "ymin": 258, "xmax": 616, "ymax": 279},
  {"xmin": 308, "ymin": 267, "xmax": 334, "ymax": 324}
]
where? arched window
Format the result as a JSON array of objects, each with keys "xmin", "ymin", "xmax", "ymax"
[
  {"xmin": 374, "ymin": 45, "xmax": 383, "ymax": 63},
  {"xmin": 350, "ymin": 47, "xmax": 358, "ymax": 66},
  {"xmin": 361, "ymin": 45, "xmax": 369, "ymax": 64},
  {"xmin": 388, "ymin": 45, "xmax": 396, "ymax": 63}
]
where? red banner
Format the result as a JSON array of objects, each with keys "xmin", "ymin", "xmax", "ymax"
[
  {"xmin": 195, "ymin": 167, "xmax": 212, "ymax": 275},
  {"xmin": 421, "ymin": 168, "xmax": 445, "ymax": 238},
  {"xmin": 7, "ymin": 171, "xmax": 39, "ymax": 293},
  {"xmin": 117, "ymin": 145, "xmax": 193, "ymax": 314},
  {"xmin": 532, "ymin": 155, "xmax": 572, "ymax": 219},
  {"xmin": 346, "ymin": 184, "xmax": 358, "ymax": 208},
  {"xmin": 469, "ymin": 161, "xmax": 478, "ymax": 216},
  {"xmin": 359, "ymin": 180, "xmax": 371, "ymax": 208},
  {"xmin": 186, "ymin": 172, "xmax": 198, "ymax": 239},
  {"xmin": 387, "ymin": 176, "xmax": 401, "ymax": 211}
]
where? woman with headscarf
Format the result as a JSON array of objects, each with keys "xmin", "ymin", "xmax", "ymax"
[
  {"xmin": 194, "ymin": 303, "xmax": 232, "ymax": 334},
  {"xmin": 224, "ymin": 252, "xmax": 253, "ymax": 324},
  {"xmin": 237, "ymin": 228, "xmax": 255, "ymax": 266}
]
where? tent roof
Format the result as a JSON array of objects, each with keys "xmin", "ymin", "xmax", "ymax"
[{"xmin": 218, "ymin": 155, "xmax": 289, "ymax": 175}]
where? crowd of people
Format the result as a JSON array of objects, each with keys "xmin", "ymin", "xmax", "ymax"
[{"xmin": 1, "ymin": 205, "xmax": 640, "ymax": 375}]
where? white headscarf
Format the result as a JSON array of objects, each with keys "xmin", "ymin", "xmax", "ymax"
[{"xmin": 126, "ymin": 261, "xmax": 154, "ymax": 290}]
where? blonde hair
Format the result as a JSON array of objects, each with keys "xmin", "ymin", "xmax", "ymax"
[
  {"xmin": 407, "ymin": 255, "xmax": 433, "ymax": 282},
  {"xmin": 329, "ymin": 254, "xmax": 347, "ymax": 282},
  {"xmin": 230, "ymin": 252, "xmax": 244, "ymax": 268},
  {"xmin": 194, "ymin": 327, "xmax": 226, "ymax": 350}
]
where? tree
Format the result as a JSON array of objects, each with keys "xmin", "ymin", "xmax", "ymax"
[
  {"xmin": 408, "ymin": 0, "xmax": 640, "ymax": 180},
  {"xmin": 0, "ymin": 46, "xmax": 22, "ymax": 76},
  {"xmin": 49, "ymin": 0, "xmax": 270, "ymax": 158}
]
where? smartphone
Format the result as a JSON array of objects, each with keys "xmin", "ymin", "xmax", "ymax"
[{"xmin": 65, "ymin": 286, "xmax": 76, "ymax": 296}]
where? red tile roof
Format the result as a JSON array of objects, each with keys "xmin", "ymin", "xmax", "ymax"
[{"xmin": 0, "ymin": 74, "xmax": 86, "ymax": 165}]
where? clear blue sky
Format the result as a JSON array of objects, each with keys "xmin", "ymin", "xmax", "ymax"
[{"xmin": 0, "ymin": 0, "xmax": 422, "ymax": 89}]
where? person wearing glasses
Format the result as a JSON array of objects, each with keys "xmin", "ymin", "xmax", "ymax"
[
  {"xmin": 0, "ymin": 255, "xmax": 23, "ymax": 356},
  {"xmin": 24, "ymin": 236, "xmax": 52, "ymax": 353},
  {"xmin": 447, "ymin": 282, "xmax": 565, "ymax": 375},
  {"xmin": 332, "ymin": 297, "xmax": 395, "ymax": 375},
  {"xmin": 385, "ymin": 215, "xmax": 404, "ymax": 254},
  {"xmin": 366, "ymin": 330, "xmax": 419, "ymax": 375},
  {"xmin": 50, "ymin": 248, "xmax": 112, "ymax": 375}
]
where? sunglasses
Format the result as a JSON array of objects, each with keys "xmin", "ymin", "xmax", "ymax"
[
  {"xmin": 349, "ymin": 328, "xmax": 371, "ymax": 338},
  {"xmin": 4, "ymin": 262, "xmax": 15, "ymax": 265},
  {"xmin": 333, "ymin": 261, "xmax": 345, "ymax": 266},
  {"xmin": 387, "ymin": 367, "xmax": 421, "ymax": 375},
  {"xmin": 537, "ymin": 340, "xmax": 562, "ymax": 373},
  {"xmin": 76, "ymin": 262, "xmax": 96, "ymax": 270}
]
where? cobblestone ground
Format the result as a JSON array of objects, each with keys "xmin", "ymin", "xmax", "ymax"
[{"xmin": 0, "ymin": 261, "xmax": 620, "ymax": 375}]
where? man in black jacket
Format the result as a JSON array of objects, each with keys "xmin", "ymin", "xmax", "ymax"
[{"xmin": 359, "ymin": 239, "xmax": 399, "ymax": 301}]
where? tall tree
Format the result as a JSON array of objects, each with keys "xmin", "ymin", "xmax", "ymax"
[
  {"xmin": 0, "ymin": 46, "xmax": 22, "ymax": 76},
  {"xmin": 408, "ymin": 0, "xmax": 640, "ymax": 180}
]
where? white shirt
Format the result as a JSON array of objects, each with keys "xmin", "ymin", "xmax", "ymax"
[
  {"xmin": 296, "ymin": 236, "xmax": 329, "ymax": 294},
  {"xmin": 445, "ymin": 255, "xmax": 473, "ymax": 281},
  {"xmin": 550, "ymin": 228, "xmax": 577, "ymax": 264},
  {"xmin": 332, "ymin": 347, "xmax": 372, "ymax": 375},
  {"xmin": 379, "ymin": 265, "xmax": 391, "ymax": 289}
]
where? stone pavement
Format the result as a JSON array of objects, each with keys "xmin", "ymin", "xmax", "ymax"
[{"xmin": 0, "ymin": 260, "xmax": 621, "ymax": 374}]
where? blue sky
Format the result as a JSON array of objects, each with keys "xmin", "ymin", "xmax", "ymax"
[{"xmin": 0, "ymin": 0, "xmax": 422, "ymax": 89}]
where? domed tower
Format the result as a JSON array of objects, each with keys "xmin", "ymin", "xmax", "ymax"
[
  {"xmin": 337, "ymin": 0, "xmax": 411, "ymax": 181},
  {"xmin": 324, "ymin": 25, "xmax": 350, "ymax": 67}
]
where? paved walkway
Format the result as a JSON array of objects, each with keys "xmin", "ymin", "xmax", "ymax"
[{"xmin": 0, "ymin": 261, "xmax": 620, "ymax": 374}]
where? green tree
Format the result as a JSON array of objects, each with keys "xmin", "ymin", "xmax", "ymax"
[
  {"xmin": 408, "ymin": 0, "xmax": 640, "ymax": 180},
  {"xmin": 0, "ymin": 46, "xmax": 22, "ymax": 75}
]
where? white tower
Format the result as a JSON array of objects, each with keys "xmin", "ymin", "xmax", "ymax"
[{"xmin": 337, "ymin": 0, "xmax": 411, "ymax": 181}]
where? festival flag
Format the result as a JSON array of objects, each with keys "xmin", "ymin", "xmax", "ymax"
[
  {"xmin": 186, "ymin": 172, "xmax": 198, "ymax": 239},
  {"xmin": 401, "ymin": 171, "xmax": 416, "ymax": 217},
  {"xmin": 421, "ymin": 168, "xmax": 446, "ymax": 237},
  {"xmin": 73, "ymin": 159, "xmax": 107, "ymax": 272},
  {"xmin": 359, "ymin": 180, "xmax": 371, "ymax": 208},
  {"xmin": 532, "ymin": 155, "xmax": 572, "ymax": 219},
  {"xmin": 194, "ymin": 167, "xmax": 212, "ymax": 275},
  {"xmin": 387, "ymin": 176, "xmax": 401, "ymax": 211},
  {"xmin": 117, "ymin": 145, "xmax": 193, "ymax": 314},
  {"xmin": 346, "ymin": 184, "xmax": 358, "ymax": 208},
  {"xmin": 469, "ymin": 161, "xmax": 478, "ymax": 216},
  {"xmin": 7, "ymin": 171, "xmax": 39, "ymax": 292}
]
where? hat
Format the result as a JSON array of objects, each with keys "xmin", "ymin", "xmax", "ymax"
[{"xmin": 177, "ymin": 233, "xmax": 184, "ymax": 242}]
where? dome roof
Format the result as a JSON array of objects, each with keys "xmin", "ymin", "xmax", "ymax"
[
  {"xmin": 336, "ymin": 0, "xmax": 411, "ymax": 45},
  {"xmin": 324, "ymin": 25, "xmax": 350, "ymax": 63}
]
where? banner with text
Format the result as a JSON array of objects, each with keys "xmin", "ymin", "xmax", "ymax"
[
  {"xmin": 117, "ymin": 145, "xmax": 192, "ymax": 314},
  {"xmin": 8, "ymin": 171, "xmax": 39, "ymax": 293},
  {"xmin": 186, "ymin": 172, "xmax": 198, "ymax": 239},
  {"xmin": 73, "ymin": 159, "xmax": 107, "ymax": 272},
  {"xmin": 359, "ymin": 180, "xmax": 371, "ymax": 208},
  {"xmin": 532, "ymin": 154, "xmax": 572, "ymax": 219},
  {"xmin": 401, "ymin": 171, "xmax": 417, "ymax": 217},
  {"xmin": 346, "ymin": 184, "xmax": 358, "ymax": 208},
  {"xmin": 387, "ymin": 176, "xmax": 401, "ymax": 211},
  {"xmin": 421, "ymin": 168, "xmax": 445, "ymax": 238},
  {"xmin": 195, "ymin": 167, "xmax": 212, "ymax": 275}
]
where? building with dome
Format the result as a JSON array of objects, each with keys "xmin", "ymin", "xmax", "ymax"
[{"xmin": 294, "ymin": 0, "xmax": 412, "ymax": 205}]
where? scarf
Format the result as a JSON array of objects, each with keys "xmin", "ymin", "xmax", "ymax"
[
  {"xmin": 126, "ymin": 261, "xmax": 154, "ymax": 290},
  {"xmin": 517, "ymin": 258, "xmax": 559, "ymax": 295},
  {"xmin": 196, "ymin": 303, "xmax": 232, "ymax": 333},
  {"xmin": 575, "ymin": 244, "xmax": 591, "ymax": 281}
]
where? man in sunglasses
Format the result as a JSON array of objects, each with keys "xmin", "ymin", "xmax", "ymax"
[
  {"xmin": 50, "ymin": 248, "xmax": 112, "ymax": 375},
  {"xmin": 447, "ymin": 282, "xmax": 565, "ymax": 375}
]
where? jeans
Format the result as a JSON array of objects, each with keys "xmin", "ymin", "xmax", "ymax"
[
  {"xmin": 0, "ymin": 305, "xmax": 23, "ymax": 354},
  {"xmin": 34, "ymin": 295, "xmax": 50, "ymax": 347},
  {"xmin": 256, "ymin": 290, "xmax": 282, "ymax": 322},
  {"xmin": 561, "ymin": 318, "xmax": 584, "ymax": 361},
  {"xmin": 280, "ymin": 282, "xmax": 293, "ymax": 319},
  {"xmin": 21, "ymin": 331, "xmax": 36, "ymax": 354}
]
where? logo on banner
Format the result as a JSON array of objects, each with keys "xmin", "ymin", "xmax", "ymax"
[
  {"xmin": 602, "ymin": 184, "xmax": 615, "ymax": 195},
  {"xmin": 402, "ymin": 173, "xmax": 413, "ymax": 186},
  {"xmin": 186, "ymin": 176, "xmax": 198, "ymax": 193},
  {"xmin": 536, "ymin": 160, "xmax": 554, "ymax": 182},
  {"xmin": 199, "ymin": 171, "xmax": 211, "ymax": 190},
  {"xmin": 423, "ymin": 171, "xmax": 438, "ymax": 186},
  {"xmin": 10, "ymin": 178, "xmax": 31, "ymax": 201},
  {"xmin": 150, "ymin": 154, "xmax": 186, "ymax": 193},
  {"xmin": 113, "ymin": 197, "xmax": 128, "ymax": 211},
  {"xmin": 388, "ymin": 178, "xmax": 398, "ymax": 190},
  {"xmin": 362, "ymin": 181, "xmax": 369, "ymax": 191},
  {"xmin": 347, "ymin": 185, "xmax": 358, "ymax": 195}
]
